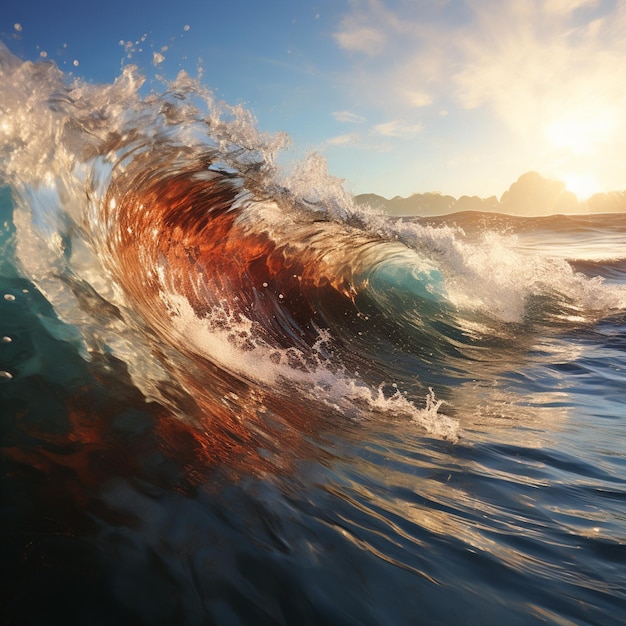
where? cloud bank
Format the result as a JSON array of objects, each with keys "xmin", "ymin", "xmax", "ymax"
[{"xmin": 333, "ymin": 0, "xmax": 626, "ymax": 152}]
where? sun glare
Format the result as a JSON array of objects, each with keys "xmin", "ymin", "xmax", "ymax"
[
  {"xmin": 548, "ymin": 119, "xmax": 597, "ymax": 155},
  {"xmin": 562, "ymin": 173, "xmax": 601, "ymax": 201},
  {"xmin": 545, "ymin": 104, "xmax": 616, "ymax": 154},
  {"xmin": 545, "ymin": 108, "xmax": 612, "ymax": 200}
]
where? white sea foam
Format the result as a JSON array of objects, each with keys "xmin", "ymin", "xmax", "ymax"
[
  {"xmin": 162, "ymin": 292, "xmax": 459, "ymax": 441},
  {"xmin": 334, "ymin": 208, "xmax": 626, "ymax": 323}
]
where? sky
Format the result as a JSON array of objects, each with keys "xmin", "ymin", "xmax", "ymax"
[{"xmin": 2, "ymin": 0, "xmax": 625, "ymax": 201}]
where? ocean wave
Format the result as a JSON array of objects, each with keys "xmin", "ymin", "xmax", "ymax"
[{"xmin": 1, "ymin": 44, "xmax": 625, "ymax": 450}]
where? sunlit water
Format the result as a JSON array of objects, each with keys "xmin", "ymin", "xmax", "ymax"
[{"xmin": 1, "ymin": 44, "xmax": 625, "ymax": 626}]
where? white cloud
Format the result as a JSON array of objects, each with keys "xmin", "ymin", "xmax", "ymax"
[
  {"xmin": 333, "ymin": 0, "xmax": 411, "ymax": 56},
  {"xmin": 333, "ymin": 110, "xmax": 366, "ymax": 123},
  {"xmin": 544, "ymin": 0, "xmax": 599, "ymax": 15},
  {"xmin": 405, "ymin": 90, "xmax": 433, "ymax": 108},
  {"xmin": 334, "ymin": 26, "xmax": 386, "ymax": 55},
  {"xmin": 451, "ymin": 0, "xmax": 626, "ymax": 151},
  {"xmin": 327, "ymin": 133, "xmax": 360, "ymax": 146},
  {"xmin": 333, "ymin": 0, "xmax": 626, "ymax": 154},
  {"xmin": 372, "ymin": 120, "xmax": 423, "ymax": 138}
]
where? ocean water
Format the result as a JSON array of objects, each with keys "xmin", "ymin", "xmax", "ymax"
[{"xmin": 1, "ymin": 44, "xmax": 626, "ymax": 626}]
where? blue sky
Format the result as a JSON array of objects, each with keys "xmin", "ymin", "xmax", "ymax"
[{"xmin": 3, "ymin": 0, "xmax": 625, "ymax": 200}]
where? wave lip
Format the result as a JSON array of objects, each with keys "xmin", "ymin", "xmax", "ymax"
[{"xmin": 96, "ymin": 146, "xmax": 460, "ymax": 441}]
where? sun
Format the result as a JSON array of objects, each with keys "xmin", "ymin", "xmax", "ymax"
[
  {"xmin": 543, "ymin": 107, "xmax": 612, "ymax": 200},
  {"xmin": 561, "ymin": 172, "xmax": 602, "ymax": 201}
]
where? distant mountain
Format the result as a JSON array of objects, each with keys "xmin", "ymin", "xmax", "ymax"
[{"xmin": 355, "ymin": 171, "xmax": 626, "ymax": 216}]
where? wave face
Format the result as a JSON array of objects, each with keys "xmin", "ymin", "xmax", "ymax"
[{"xmin": 1, "ymin": 44, "xmax": 626, "ymax": 625}]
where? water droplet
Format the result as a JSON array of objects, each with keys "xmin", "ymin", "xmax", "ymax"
[
  {"xmin": 3, "ymin": 294, "xmax": 16, "ymax": 301},
  {"xmin": 1, "ymin": 336, "xmax": 12, "ymax": 343},
  {"xmin": 0, "ymin": 371, "xmax": 13, "ymax": 380}
]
